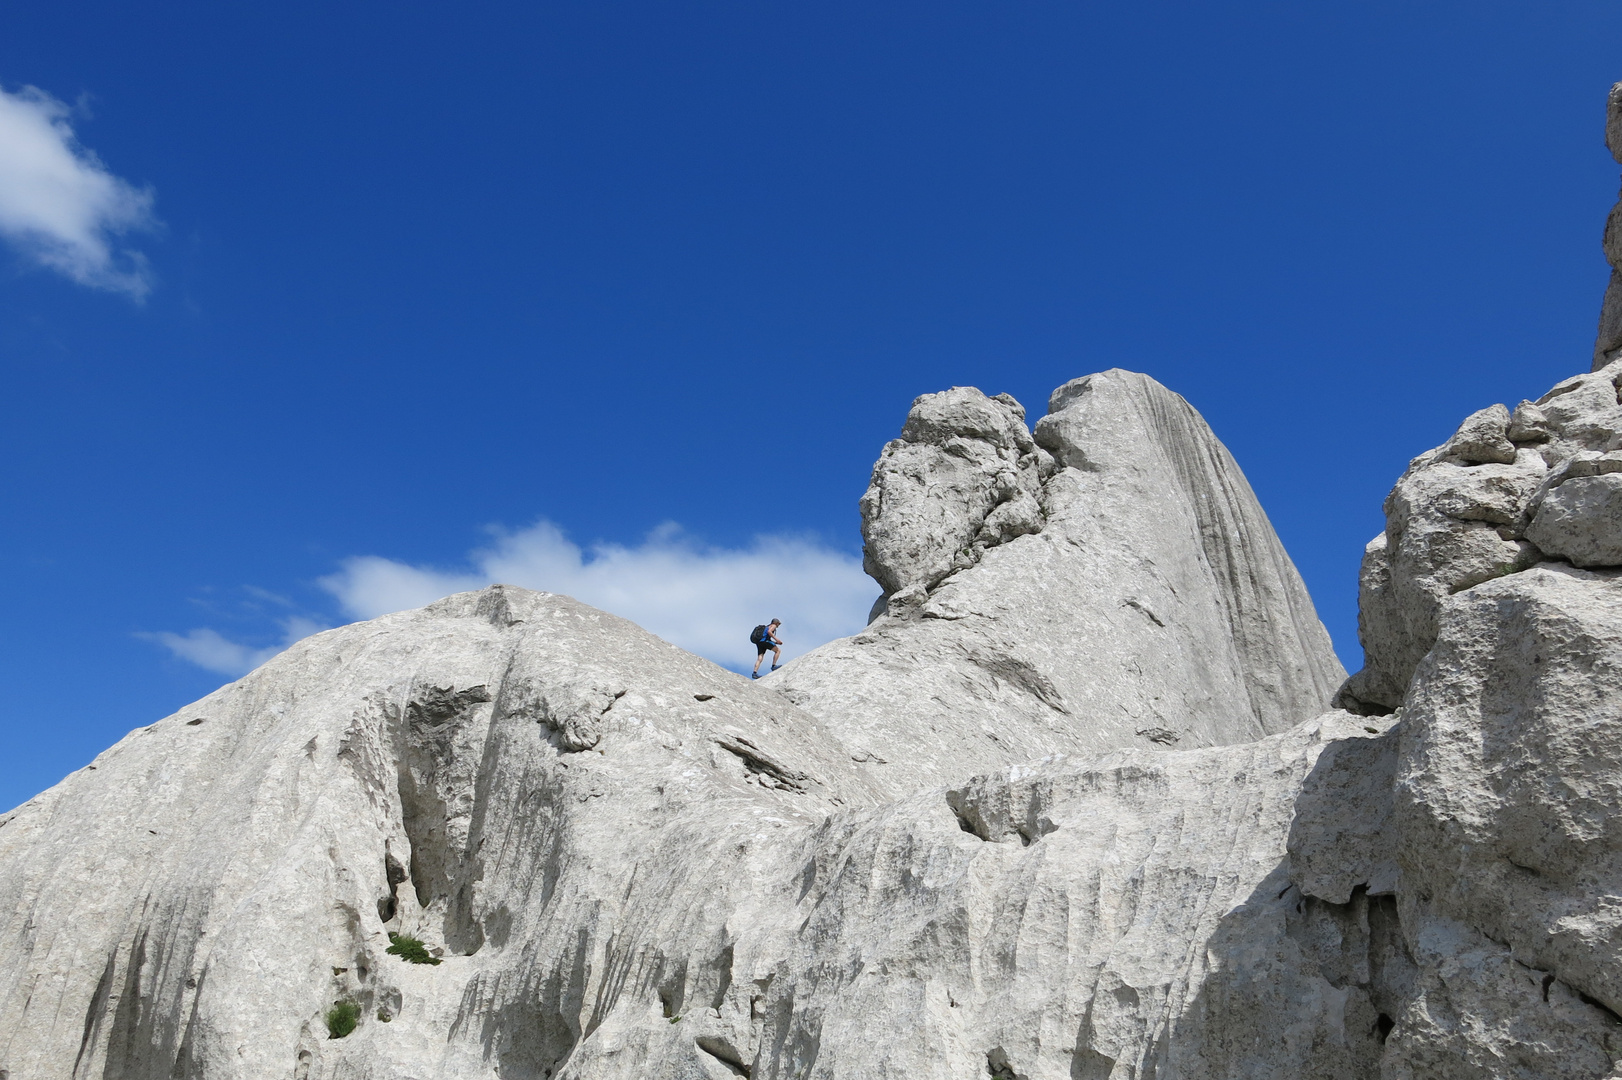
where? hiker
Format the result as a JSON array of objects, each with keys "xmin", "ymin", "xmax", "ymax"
[{"xmin": 750, "ymin": 619, "xmax": 783, "ymax": 678}]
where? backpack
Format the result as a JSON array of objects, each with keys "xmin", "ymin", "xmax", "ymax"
[{"xmin": 750, "ymin": 624, "xmax": 769, "ymax": 645}]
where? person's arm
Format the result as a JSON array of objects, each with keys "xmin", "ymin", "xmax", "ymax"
[{"xmin": 771, "ymin": 627, "xmax": 784, "ymax": 644}]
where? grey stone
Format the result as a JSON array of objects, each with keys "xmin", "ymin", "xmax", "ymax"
[
  {"xmin": 1287, "ymin": 717, "xmax": 1400, "ymax": 904},
  {"xmin": 1507, "ymin": 399, "xmax": 1553, "ymax": 443},
  {"xmin": 0, "ymin": 587, "xmax": 888, "ymax": 1080},
  {"xmin": 859, "ymin": 386, "xmax": 1049, "ymax": 601},
  {"xmin": 1337, "ymin": 450, "xmax": 1544, "ymax": 713},
  {"xmin": 1527, "ymin": 473, "xmax": 1622, "ymax": 566},
  {"xmin": 1444, "ymin": 404, "xmax": 1517, "ymax": 465},
  {"xmin": 1386, "ymin": 565, "xmax": 1622, "ymax": 1076},
  {"xmin": 1596, "ymin": 82, "xmax": 1622, "ymax": 370},
  {"xmin": 776, "ymin": 369, "xmax": 1346, "ymax": 790},
  {"xmin": 1608, "ymin": 81, "xmax": 1622, "ymax": 165},
  {"xmin": 1338, "ymin": 361, "xmax": 1622, "ymax": 711},
  {"xmin": 12, "ymin": 337, "xmax": 1622, "ymax": 1079}
]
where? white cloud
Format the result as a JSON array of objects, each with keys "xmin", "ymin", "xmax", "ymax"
[
  {"xmin": 0, "ymin": 85, "xmax": 156, "ymax": 297},
  {"xmin": 321, "ymin": 521, "xmax": 879, "ymax": 669},
  {"xmin": 142, "ymin": 617, "xmax": 330, "ymax": 677}
]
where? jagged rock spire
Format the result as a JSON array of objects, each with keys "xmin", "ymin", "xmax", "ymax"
[{"xmin": 1594, "ymin": 82, "xmax": 1622, "ymax": 370}]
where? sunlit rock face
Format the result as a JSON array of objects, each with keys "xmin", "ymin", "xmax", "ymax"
[
  {"xmin": 773, "ymin": 368, "xmax": 1345, "ymax": 791},
  {"xmin": 1335, "ymin": 359, "xmax": 1622, "ymax": 716},
  {"xmin": 9, "ymin": 87, "xmax": 1622, "ymax": 1080},
  {"xmin": 6, "ymin": 366, "xmax": 1622, "ymax": 1080}
]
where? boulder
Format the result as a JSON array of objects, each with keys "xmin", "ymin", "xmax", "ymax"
[
  {"xmin": 1527, "ymin": 473, "xmax": 1622, "ymax": 567},
  {"xmin": 1444, "ymin": 404, "xmax": 1517, "ymax": 465},
  {"xmin": 859, "ymin": 386, "xmax": 1052, "ymax": 602}
]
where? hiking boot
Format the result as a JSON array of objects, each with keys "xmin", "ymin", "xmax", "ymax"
[
  {"xmin": 770, "ymin": 665, "xmax": 782, "ymax": 672},
  {"xmin": 751, "ymin": 672, "xmax": 760, "ymax": 679}
]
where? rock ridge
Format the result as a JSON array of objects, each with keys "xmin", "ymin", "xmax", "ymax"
[
  {"xmin": 10, "ymin": 88, "xmax": 1622, "ymax": 1080},
  {"xmin": 773, "ymin": 367, "xmax": 1344, "ymax": 790}
]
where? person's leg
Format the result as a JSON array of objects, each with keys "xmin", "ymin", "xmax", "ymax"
[
  {"xmin": 770, "ymin": 644, "xmax": 782, "ymax": 669},
  {"xmin": 753, "ymin": 648, "xmax": 764, "ymax": 674}
]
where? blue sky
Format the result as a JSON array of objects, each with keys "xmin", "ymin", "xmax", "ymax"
[{"xmin": 3, "ymin": 1, "xmax": 1620, "ymax": 811}]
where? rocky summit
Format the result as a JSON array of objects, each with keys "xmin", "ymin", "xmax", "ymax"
[{"xmin": 8, "ymin": 94, "xmax": 1622, "ymax": 1080}]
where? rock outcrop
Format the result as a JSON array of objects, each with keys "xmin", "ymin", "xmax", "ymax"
[
  {"xmin": 1595, "ymin": 82, "xmax": 1622, "ymax": 370},
  {"xmin": 1336, "ymin": 359, "xmax": 1622, "ymax": 714},
  {"xmin": 858, "ymin": 386, "xmax": 1052, "ymax": 607},
  {"xmin": 0, "ymin": 589, "xmax": 887, "ymax": 1080},
  {"xmin": 10, "ymin": 89, "xmax": 1622, "ymax": 1080},
  {"xmin": 772, "ymin": 369, "xmax": 1345, "ymax": 789}
]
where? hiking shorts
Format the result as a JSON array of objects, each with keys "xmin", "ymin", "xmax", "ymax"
[{"xmin": 755, "ymin": 640, "xmax": 777, "ymax": 655}]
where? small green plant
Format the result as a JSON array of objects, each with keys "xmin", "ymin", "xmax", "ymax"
[
  {"xmin": 386, "ymin": 932, "xmax": 442, "ymax": 966},
  {"xmin": 326, "ymin": 1000, "xmax": 360, "ymax": 1039},
  {"xmin": 377, "ymin": 1008, "xmax": 393, "ymax": 1022},
  {"xmin": 668, "ymin": 1015, "xmax": 681, "ymax": 1024}
]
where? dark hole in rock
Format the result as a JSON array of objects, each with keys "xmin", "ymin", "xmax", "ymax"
[
  {"xmin": 1375, "ymin": 1014, "xmax": 1395, "ymax": 1043},
  {"xmin": 696, "ymin": 1037, "xmax": 751, "ymax": 1076},
  {"xmin": 378, "ymin": 851, "xmax": 408, "ymax": 923},
  {"xmin": 1578, "ymin": 990, "xmax": 1622, "ymax": 1025},
  {"xmin": 694, "ymin": 694, "xmax": 716, "ymax": 701},
  {"xmin": 986, "ymin": 1047, "xmax": 1019, "ymax": 1079},
  {"xmin": 186, "ymin": 718, "xmax": 205, "ymax": 726}
]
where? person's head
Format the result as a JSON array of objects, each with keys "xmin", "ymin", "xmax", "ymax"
[{"xmin": 770, "ymin": 619, "xmax": 781, "ymax": 628}]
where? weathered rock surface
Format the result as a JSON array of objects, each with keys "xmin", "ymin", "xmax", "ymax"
[
  {"xmin": 0, "ymin": 588, "xmax": 887, "ymax": 1080},
  {"xmin": 13, "ymin": 117, "xmax": 1622, "ymax": 1076},
  {"xmin": 759, "ymin": 711, "xmax": 1405, "ymax": 1080},
  {"xmin": 1337, "ymin": 359, "xmax": 1622, "ymax": 714},
  {"xmin": 7, "ymin": 354, "xmax": 1622, "ymax": 1078},
  {"xmin": 773, "ymin": 369, "xmax": 1346, "ymax": 790},
  {"xmin": 1595, "ymin": 81, "xmax": 1622, "ymax": 370},
  {"xmin": 1317, "ymin": 565, "xmax": 1622, "ymax": 1080},
  {"xmin": 0, "ymin": 582, "xmax": 1397, "ymax": 1080},
  {"xmin": 859, "ymin": 386, "xmax": 1053, "ymax": 606}
]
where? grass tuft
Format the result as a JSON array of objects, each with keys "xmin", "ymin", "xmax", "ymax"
[
  {"xmin": 326, "ymin": 1000, "xmax": 359, "ymax": 1039},
  {"xmin": 386, "ymin": 932, "xmax": 442, "ymax": 965}
]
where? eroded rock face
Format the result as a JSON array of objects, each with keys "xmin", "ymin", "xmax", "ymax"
[
  {"xmin": 860, "ymin": 386, "xmax": 1053, "ymax": 608},
  {"xmin": 1337, "ymin": 359, "xmax": 1622, "ymax": 714},
  {"xmin": 1595, "ymin": 81, "xmax": 1622, "ymax": 371},
  {"xmin": 1390, "ymin": 566, "xmax": 1622, "ymax": 1075},
  {"xmin": 0, "ymin": 587, "xmax": 886, "ymax": 1080},
  {"xmin": 774, "ymin": 369, "xmax": 1346, "ymax": 790},
  {"xmin": 755, "ymin": 713, "xmax": 1406, "ymax": 1080},
  {"xmin": 1295, "ymin": 565, "xmax": 1622, "ymax": 1080},
  {"xmin": 12, "ymin": 147, "xmax": 1622, "ymax": 1076}
]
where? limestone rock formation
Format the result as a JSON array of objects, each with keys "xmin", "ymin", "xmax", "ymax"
[
  {"xmin": 773, "ymin": 369, "xmax": 1345, "ymax": 789},
  {"xmin": 8, "ymin": 351, "xmax": 1622, "ymax": 1078},
  {"xmin": 1337, "ymin": 358, "xmax": 1622, "ymax": 714},
  {"xmin": 0, "ymin": 588, "xmax": 887, "ymax": 1080},
  {"xmin": 859, "ymin": 386, "xmax": 1053, "ymax": 609},
  {"xmin": 0, "ymin": 580, "xmax": 1393, "ymax": 1080},
  {"xmin": 1595, "ymin": 82, "xmax": 1622, "ymax": 370},
  {"xmin": 12, "ymin": 88, "xmax": 1622, "ymax": 1080},
  {"xmin": 1382, "ymin": 565, "xmax": 1622, "ymax": 1078}
]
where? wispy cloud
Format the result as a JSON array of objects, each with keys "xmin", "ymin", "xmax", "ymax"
[
  {"xmin": 0, "ymin": 85, "xmax": 156, "ymax": 297},
  {"xmin": 141, "ymin": 616, "xmax": 330, "ymax": 677},
  {"xmin": 321, "ymin": 520, "xmax": 877, "ymax": 669}
]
